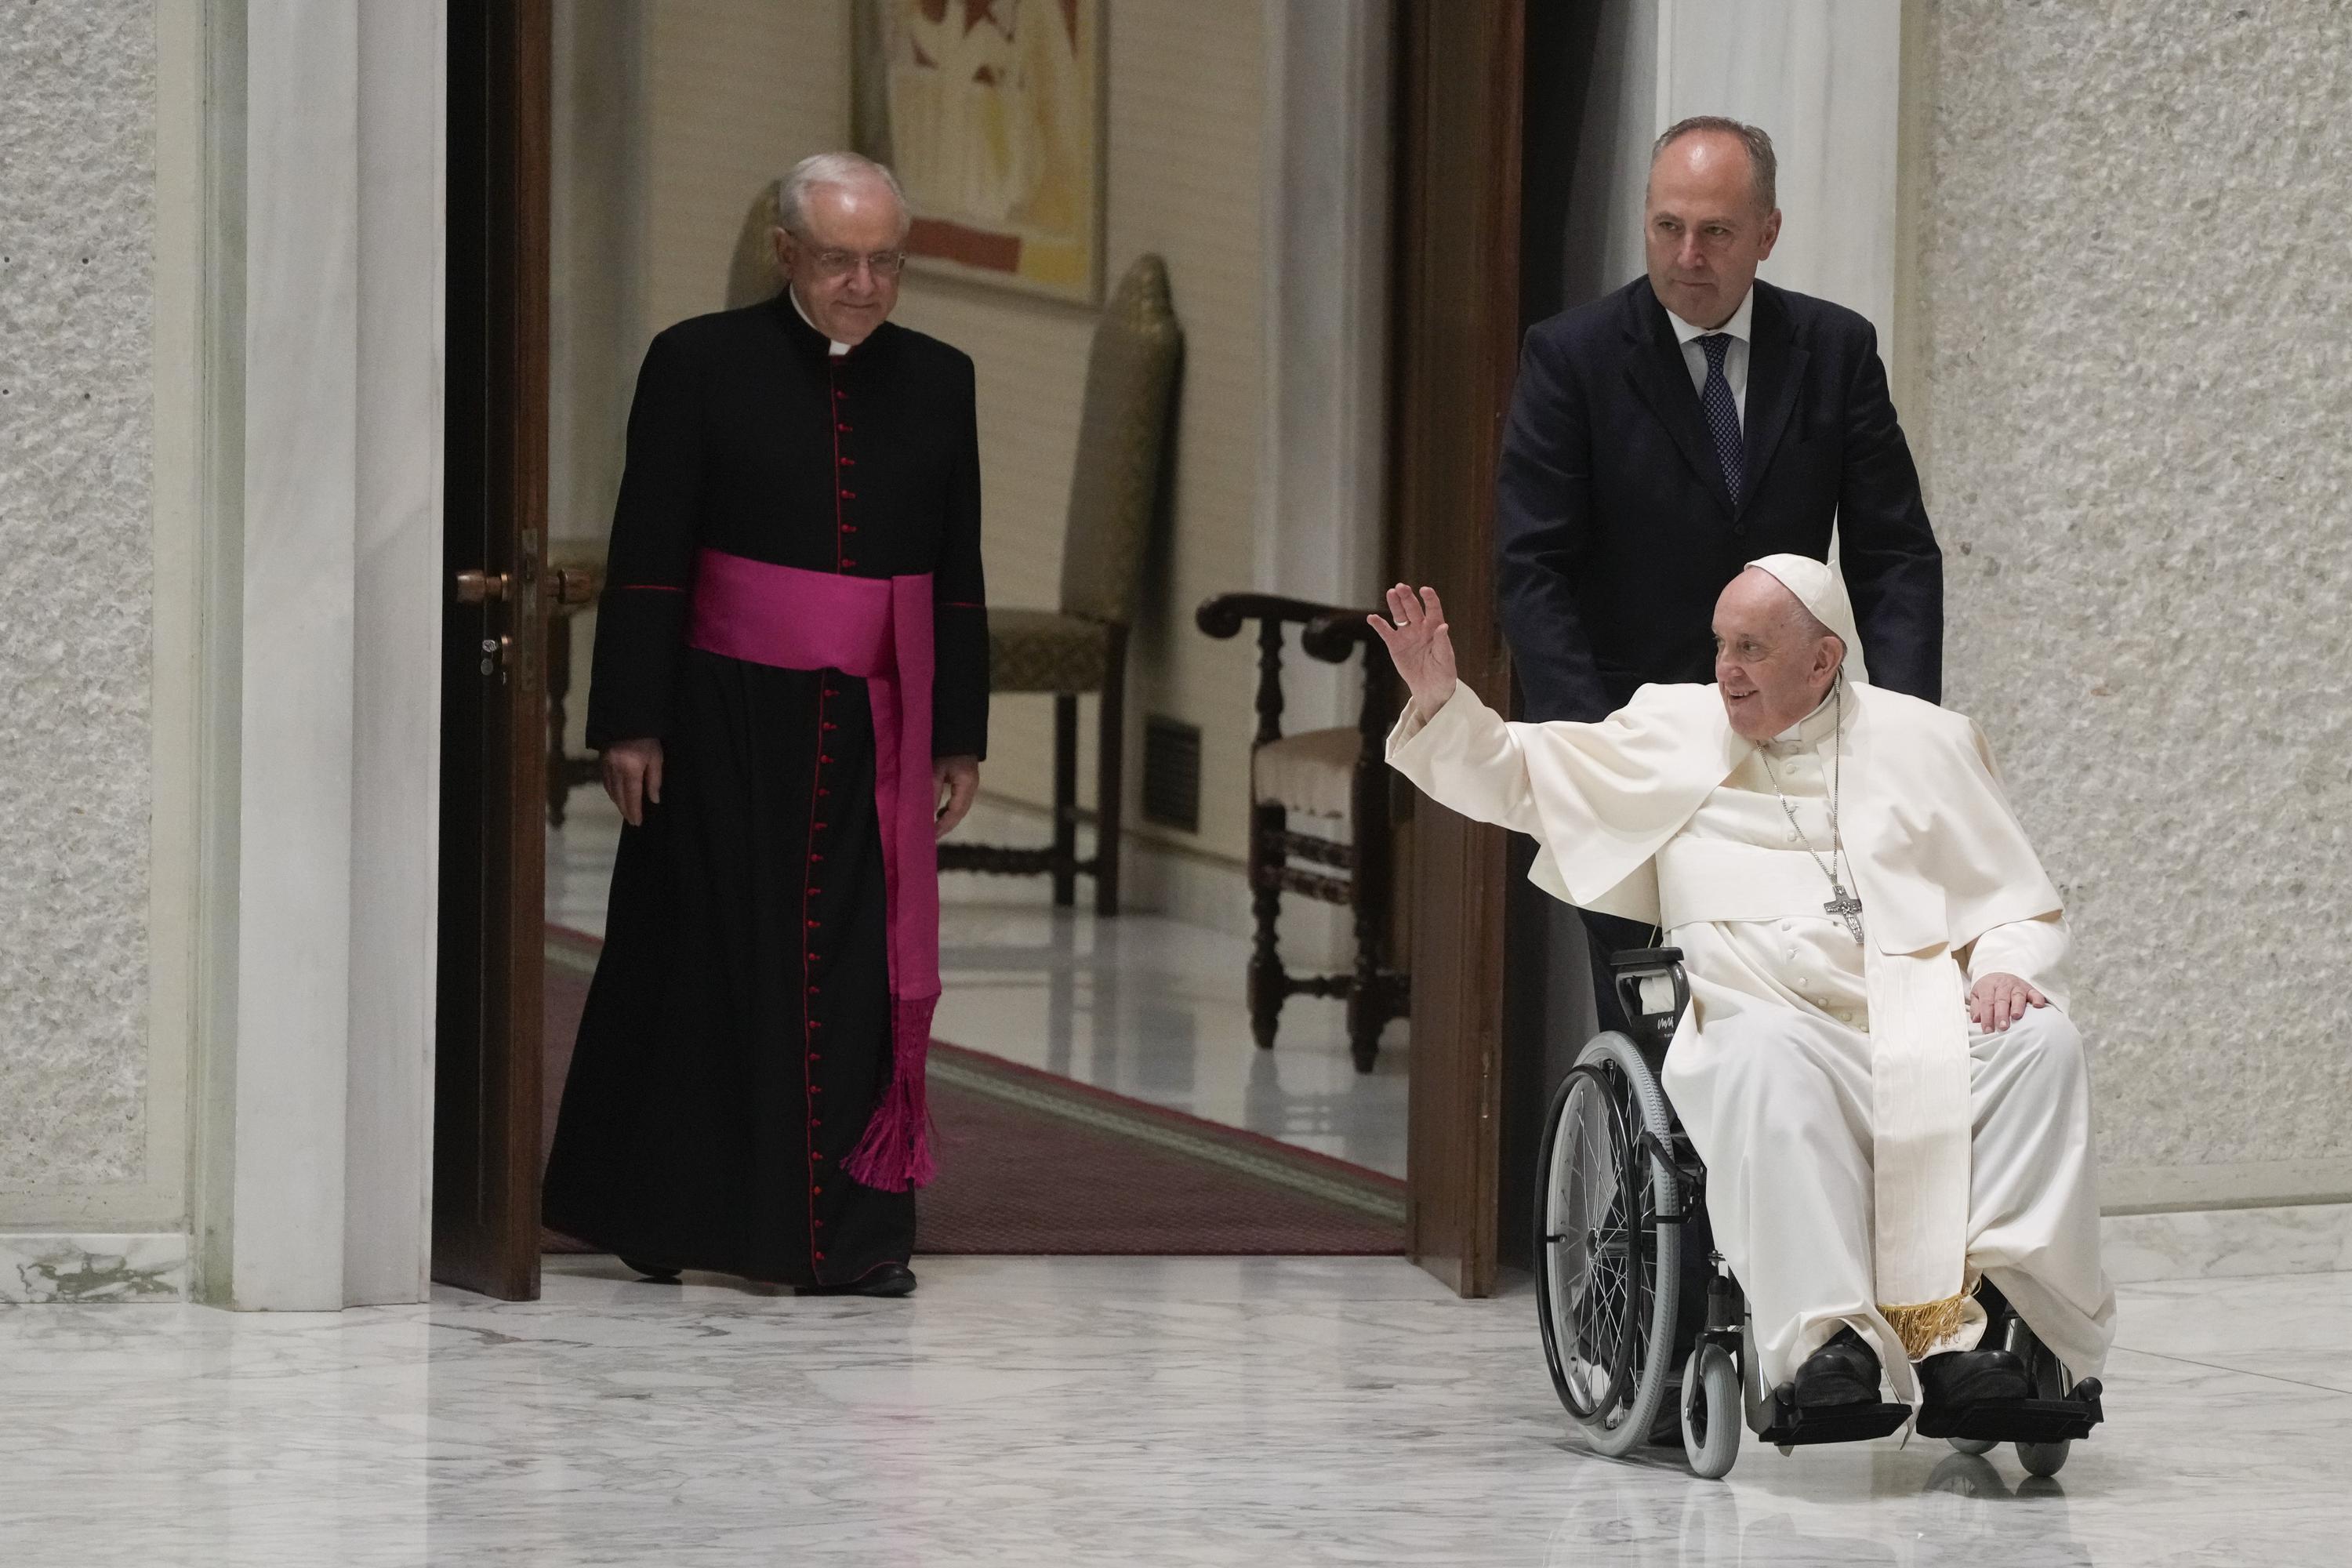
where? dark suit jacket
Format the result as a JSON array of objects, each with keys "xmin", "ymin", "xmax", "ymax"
[{"xmin": 1496, "ymin": 276, "xmax": 1942, "ymax": 722}]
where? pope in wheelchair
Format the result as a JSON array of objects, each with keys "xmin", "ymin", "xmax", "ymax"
[{"xmin": 1371, "ymin": 556, "xmax": 2113, "ymax": 1479}]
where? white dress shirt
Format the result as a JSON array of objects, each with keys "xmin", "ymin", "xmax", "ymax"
[{"xmin": 1666, "ymin": 285, "xmax": 1755, "ymax": 426}]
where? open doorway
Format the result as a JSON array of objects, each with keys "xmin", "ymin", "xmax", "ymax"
[
  {"xmin": 527, "ymin": 1, "xmax": 1406, "ymax": 1275},
  {"xmin": 444, "ymin": 0, "xmax": 1535, "ymax": 1299}
]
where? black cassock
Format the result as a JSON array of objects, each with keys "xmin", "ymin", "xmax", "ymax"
[{"xmin": 543, "ymin": 298, "xmax": 988, "ymax": 1287}]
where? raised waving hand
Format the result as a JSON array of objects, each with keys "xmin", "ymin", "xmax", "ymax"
[{"xmin": 1369, "ymin": 583, "xmax": 1459, "ymax": 720}]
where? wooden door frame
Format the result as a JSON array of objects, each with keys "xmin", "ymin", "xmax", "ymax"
[
  {"xmin": 433, "ymin": 0, "xmax": 552, "ymax": 1301},
  {"xmin": 1388, "ymin": 0, "xmax": 1527, "ymax": 1298}
]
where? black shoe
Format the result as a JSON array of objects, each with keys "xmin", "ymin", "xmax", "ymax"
[
  {"xmin": 1918, "ymin": 1346, "xmax": 2031, "ymax": 1410},
  {"xmin": 619, "ymin": 1257, "xmax": 681, "ymax": 1283},
  {"xmin": 798, "ymin": 1261, "xmax": 917, "ymax": 1298},
  {"xmin": 1792, "ymin": 1326, "xmax": 1882, "ymax": 1407}
]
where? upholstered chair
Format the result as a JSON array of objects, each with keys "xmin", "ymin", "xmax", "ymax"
[
  {"xmin": 938, "ymin": 253, "xmax": 1184, "ymax": 916},
  {"xmin": 724, "ymin": 180, "xmax": 787, "ymax": 309},
  {"xmin": 1194, "ymin": 596, "xmax": 1412, "ymax": 1071}
]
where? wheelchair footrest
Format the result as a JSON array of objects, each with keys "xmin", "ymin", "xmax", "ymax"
[
  {"xmin": 1915, "ymin": 1378, "xmax": 2104, "ymax": 1443},
  {"xmin": 1753, "ymin": 1395, "xmax": 1912, "ymax": 1447}
]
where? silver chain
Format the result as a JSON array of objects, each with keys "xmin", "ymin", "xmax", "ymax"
[{"xmin": 1756, "ymin": 678, "xmax": 1859, "ymax": 932}]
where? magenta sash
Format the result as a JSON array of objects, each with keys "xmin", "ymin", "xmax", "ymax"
[{"xmin": 687, "ymin": 547, "xmax": 941, "ymax": 1192}]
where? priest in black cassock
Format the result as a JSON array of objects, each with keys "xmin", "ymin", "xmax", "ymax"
[{"xmin": 543, "ymin": 152, "xmax": 988, "ymax": 1298}]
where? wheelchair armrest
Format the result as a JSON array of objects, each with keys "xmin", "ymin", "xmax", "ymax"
[{"xmin": 1607, "ymin": 947, "xmax": 1689, "ymax": 1049}]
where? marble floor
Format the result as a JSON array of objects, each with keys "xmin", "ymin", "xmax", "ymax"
[
  {"xmin": 2, "ymin": 1258, "xmax": 2343, "ymax": 1565},
  {"xmin": 548, "ymin": 791, "xmax": 1410, "ymax": 1177}
]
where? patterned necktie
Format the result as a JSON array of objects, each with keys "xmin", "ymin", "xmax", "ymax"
[{"xmin": 1697, "ymin": 332, "xmax": 1744, "ymax": 504}]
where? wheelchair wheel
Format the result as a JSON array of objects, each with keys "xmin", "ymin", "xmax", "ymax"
[
  {"xmin": 2017, "ymin": 1439, "xmax": 2069, "ymax": 1476},
  {"xmin": 1680, "ymin": 1343, "xmax": 1740, "ymax": 1479},
  {"xmin": 1534, "ymin": 1033, "xmax": 1682, "ymax": 1458}
]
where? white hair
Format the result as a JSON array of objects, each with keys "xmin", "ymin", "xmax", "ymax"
[{"xmin": 779, "ymin": 152, "xmax": 909, "ymax": 239}]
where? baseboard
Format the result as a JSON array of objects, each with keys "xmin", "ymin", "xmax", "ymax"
[
  {"xmin": 1, "ymin": 1231, "xmax": 189, "ymax": 1302},
  {"xmin": 1120, "ymin": 833, "xmax": 1356, "ymax": 971},
  {"xmin": 2097, "ymin": 1158, "xmax": 2352, "ymax": 1215},
  {"xmin": 956, "ymin": 793, "xmax": 1356, "ymax": 969},
  {"xmin": 2100, "ymin": 1202, "xmax": 2352, "ymax": 1284}
]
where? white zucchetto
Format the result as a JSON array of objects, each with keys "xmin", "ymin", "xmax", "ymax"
[{"xmin": 1745, "ymin": 553, "xmax": 1871, "ymax": 687}]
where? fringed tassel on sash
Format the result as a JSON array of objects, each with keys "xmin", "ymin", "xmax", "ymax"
[
  {"xmin": 845, "ymin": 995, "xmax": 938, "ymax": 1192},
  {"xmin": 1864, "ymin": 945, "xmax": 1976, "ymax": 1376},
  {"xmin": 1879, "ymin": 1292, "xmax": 1975, "ymax": 1363}
]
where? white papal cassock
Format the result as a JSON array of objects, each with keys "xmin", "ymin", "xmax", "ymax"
[{"xmin": 1385, "ymin": 573, "xmax": 2114, "ymax": 1405}]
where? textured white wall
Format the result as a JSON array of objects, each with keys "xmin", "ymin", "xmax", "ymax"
[
  {"xmin": 0, "ymin": 0, "xmax": 157, "ymax": 1191},
  {"xmin": 1915, "ymin": 2, "xmax": 2352, "ymax": 1204}
]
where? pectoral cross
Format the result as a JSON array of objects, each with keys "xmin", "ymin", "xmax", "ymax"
[{"xmin": 1824, "ymin": 885, "xmax": 1865, "ymax": 944}]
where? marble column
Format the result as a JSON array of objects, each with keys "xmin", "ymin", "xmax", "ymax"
[
  {"xmin": 346, "ymin": 0, "xmax": 448, "ymax": 1309},
  {"xmin": 223, "ymin": 0, "xmax": 363, "ymax": 1312},
  {"xmin": 187, "ymin": 0, "xmax": 448, "ymax": 1312}
]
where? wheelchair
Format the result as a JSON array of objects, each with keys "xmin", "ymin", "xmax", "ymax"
[{"xmin": 1534, "ymin": 947, "xmax": 2105, "ymax": 1480}]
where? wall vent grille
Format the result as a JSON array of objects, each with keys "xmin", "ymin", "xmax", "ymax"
[{"xmin": 1141, "ymin": 715, "xmax": 1202, "ymax": 833}]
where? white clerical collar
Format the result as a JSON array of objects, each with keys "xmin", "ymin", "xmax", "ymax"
[
  {"xmin": 1768, "ymin": 682, "xmax": 1842, "ymax": 750},
  {"xmin": 1666, "ymin": 285, "xmax": 1755, "ymax": 347},
  {"xmin": 787, "ymin": 285, "xmax": 853, "ymax": 357}
]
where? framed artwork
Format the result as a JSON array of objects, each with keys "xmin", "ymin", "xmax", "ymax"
[{"xmin": 851, "ymin": 0, "xmax": 1105, "ymax": 304}]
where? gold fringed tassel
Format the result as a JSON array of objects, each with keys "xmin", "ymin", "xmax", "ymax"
[{"xmin": 1878, "ymin": 1293, "xmax": 1973, "ymax": 1362}]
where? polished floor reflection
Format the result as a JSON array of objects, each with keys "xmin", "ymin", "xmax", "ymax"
[
  {"xmin": 2, "ymin": 1260, "xmax": 2343, "ymax": 1565},
  {"xmin": 550, "ymin": 793, "xmax": 1410, "ymax": 1177}
]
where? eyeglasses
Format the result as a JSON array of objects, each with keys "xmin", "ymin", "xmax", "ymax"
[{"xmin": 807, "ymin": 248, "xmax": 909, "ymax": 280}]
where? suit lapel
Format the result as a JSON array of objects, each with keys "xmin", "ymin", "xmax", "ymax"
[
  {"xmin": 1737, "ymin": 282, "xmax": 1808, "ymax": 518},
  {"xmin": 1621, "ymin": 283, "xmax": 1736, "ymax": 517}
]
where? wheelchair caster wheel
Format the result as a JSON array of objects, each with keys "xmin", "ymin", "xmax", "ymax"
[
  {"xmin": 1775, "ymin": 1443, "xmax": 1795, "ymax": 1457},
  {"xmin": 2017, "ymin": 1438, "xmax": 2071, "ymax": 1477},
  {"xmin": 1947, "ymin": 1436, "xmax": 1998, "ymax": 1457},
  {"xmin": 1680, "ymin": 1345, "xmax": 1740, "ymax": 1479}
]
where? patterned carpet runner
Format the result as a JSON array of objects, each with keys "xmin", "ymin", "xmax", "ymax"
[{"xmin": 543, "ymin": 925, "xmax": 1404, "ymax": 1257}]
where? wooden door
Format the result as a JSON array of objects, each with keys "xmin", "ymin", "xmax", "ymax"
[
  {"xmin": 1389, "ymin": 0, "xmax": 1526, "ymax": 1298},
  {"xmin": 434, "ymin": 0, "xmax": 552, "ymax": 1301}
]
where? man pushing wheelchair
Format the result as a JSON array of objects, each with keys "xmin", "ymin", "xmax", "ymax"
[{"xmin": 1373, "ymin": 557, "xmax": 2113, "ymax": 1466}]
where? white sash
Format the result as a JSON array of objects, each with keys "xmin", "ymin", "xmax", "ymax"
[
  {"xmin": 1862, "ymin": 945, "xmax": 1976, "ymax": 1360},
  {"xmin": 1656, "ymin": 836, "xmax": 1976, "ymax": 1363}
]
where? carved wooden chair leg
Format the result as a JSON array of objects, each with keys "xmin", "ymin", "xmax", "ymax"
[
  {"xmin": 1346, "ymin": 913, "xmax": 1387, "ymax": 1073},
  {"xmin": 1051, "ymin": 694, "xmax": 1080, "ymax": 907},
  {"xmin": 1345, "ymin": 744, "xmax": 1395, "ymax": 1073},
  {"xmin": 1247, "ymin": 800, "xmax": 1289, "ymax": 1049},
  {"xmin": 1094, "ymin": 630, "xmax": 1128, "ymax": 916},
  {"xmin": 546, "ymin": 612, "xmax": 573, "ymax": 828}
]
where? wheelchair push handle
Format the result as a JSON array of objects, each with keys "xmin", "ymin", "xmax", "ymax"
[{"xmin": 1608, "ymin": 947, "xmax": 1690, "ymax": 1047}]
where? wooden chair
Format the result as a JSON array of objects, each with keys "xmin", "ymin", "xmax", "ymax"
[
  {"xmin": 1196, "ymin": 594, "xmax": 1411, "ymax": 1072},
  {"xmin": 543, "ymin": 546, "xmax": 605, "ymax": 826},
  {"xmin": 938, "ymin": 253, "xmax": 1184, "ymax": 916}
]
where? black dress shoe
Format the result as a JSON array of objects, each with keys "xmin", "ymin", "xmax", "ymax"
[
  {"xmin": 619, "ymin": 1258, "xmax": 681, "ymax": 1283},
  {"xmin": 1792, "ymin": 1326, "xmax": 1882, "ymax": 1407},
  {"xmin": 798, "ymin": 1261, "xmax": 917, "ymax": 1298},
  {"xmin": 1918, "ymin": 1346, "xmax": 2031, "ymax": 1409}
]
